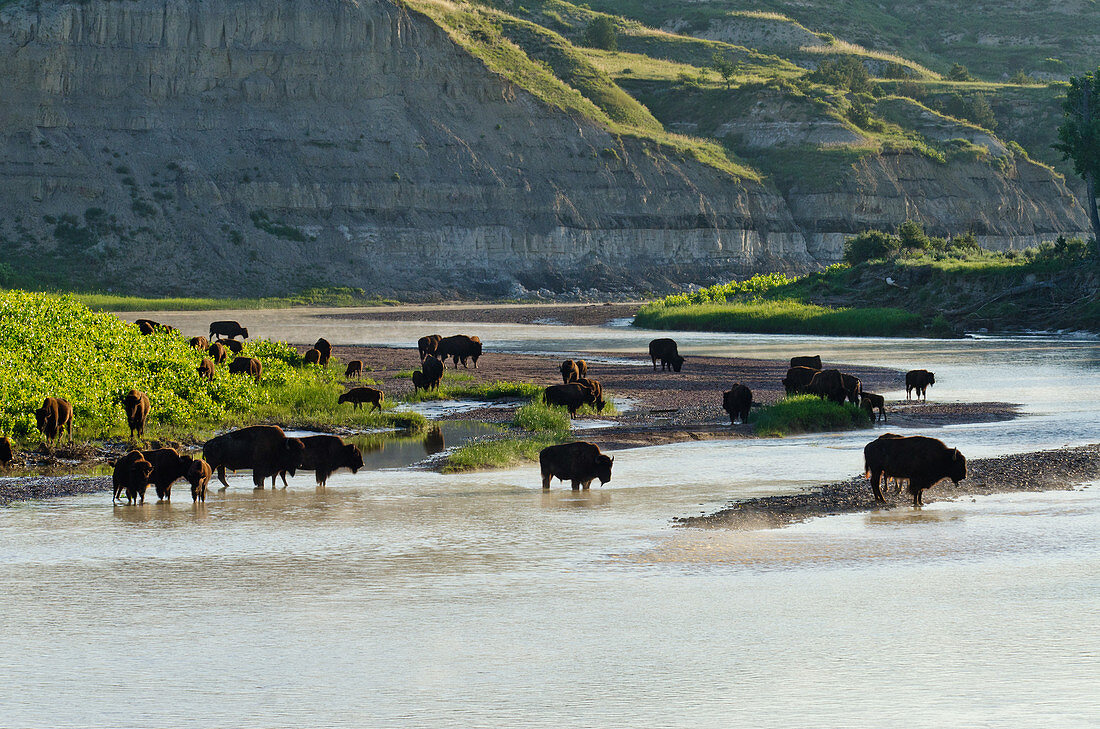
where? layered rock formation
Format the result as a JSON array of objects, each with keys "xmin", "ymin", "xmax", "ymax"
[{"xmin": 0, "ymin": 0, "xmax": 1087, "ymax": 296}]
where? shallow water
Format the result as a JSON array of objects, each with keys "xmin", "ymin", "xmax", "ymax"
[{"xmin": 4, "ymin": 311, "xmax": 1098, "ymax": 727}]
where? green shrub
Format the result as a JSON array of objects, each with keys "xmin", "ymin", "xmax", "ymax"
[
  {"xmin": 581, "ymin": 16, "xmax": 617, "ymax": 50},
  {"xmin": 809, "ymin": 56, "xmax": 872, "ymax": 93},
  {"xmin": 844, "ymin": 229, "xmax": 900, "ymax": 264},
  {"xmin": 947, "ymin": 63, "xmax": 972, "ymax": 81},
  {"xmin": 752, "ymin": 395, "xmax": 871, "ymax": 436},
  {"xmin": 898, "ymin": 220, "xmax": 931, "ymax": 251}
]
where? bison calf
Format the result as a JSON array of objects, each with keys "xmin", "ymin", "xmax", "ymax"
[
  {"xmin": 860, "ymin": 392, "xmax": 886, "ymax": 422},
  {"xmin": 208, "ymin": 341, "xmax": 228, "ymax": 364},
  {"xmin": 122, "ymin": 389, "xmax": 151, "ymax": 442},
  {"xmin": 540, "ymin": 441, "xmax": 614, "ymax": 490},
  {"xmin": 338, "ymin": 387, "xmax": 384, "ymax": 411},
  {"xmin": 229, "ymin": 357, "xmax": 262, "ymax": 384},
  {"xmin": 217, "ymin": 338, "xmax": 244, "ymax": 354},
  {"xmin": 303, "ymin": 348, "xmax": 322, "ymax": 365},
  {"xmin": 345, "ymin": 360, "xmax": 363, "ymax": 379},
  {"xmin": 722, "ymin": 384, "xmax": 753, "ymax": 425},
  {"xmin": 190, "ymin": 336, "xmax": 209, "ymax": 350},
  {"xmin": 113, "ymin": 451, "xmax": 156, "ymax": 504},
  {"xmin": 187, "ymin": 458, "xmax": 213, "ymax": 502},
  {"xmin": 198, "ymin": 358, "xmax": 215, "ymax": 381}
]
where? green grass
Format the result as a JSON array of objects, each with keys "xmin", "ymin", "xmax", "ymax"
[
  {"xmin": 70, "ymin": 287, "xmax": 400, "ymax": 312},
  {"xmin": 751, "ymin": 395, "xmax": 871, "ymax": 437},
  {"xmin": 401, "ymin": 379, "xmax": 545, "ymax": 403}
]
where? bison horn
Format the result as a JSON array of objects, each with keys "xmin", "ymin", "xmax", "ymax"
[{"xmin": 609, "ymin": 456, "xmax": 615, "ymax": 463}]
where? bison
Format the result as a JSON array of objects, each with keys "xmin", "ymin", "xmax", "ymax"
[
  {"xmin": 543, "ymin": 383, "xmax": 604, "ymax": 418},
  {"xmin": 418, "ymin": 335, "xmax": 442, "ymax": 361},
  {"xmin": 338, "ymin": 387, "xmax": 384, "ymax": 411},
  {"xmin": 122, "ymin": 389, "xmax": 150, "ymax": 442},
  {"xmin": 198, "ymin": 358, "xmax": 215, "ymax": 381},
  {"xmin": 782, "ymin": 366, "xmax": 818, "ymax": 395},
  {"xmin": 189, "ymin": 336, "xmax": 209, "ymax": 350},
  {"xmin": 217, "ymin": 338, "xmax": 244, "ymax": 354},
  {"xmin": 112, "ymin": 451, "xmax": 156, "ymax": 504},
  {"xmin": 187, "ymin": 458, "xmax": 213, "ymax": 502},
  {"xmin": 135, "ymin": 319, "xmax": 176, "ymax": 335},
  {"xmin": 203, "ymin": 425, "xmax": 305, "ymax": 489},
  {"xmin": 209, "ymin": 320, "xmax": 248, "ymax": 340},
  {"xmin": 840, "ymin": 372, "xmax": 862, "ymax": 405},
  {"xmin": 722, "ymin": 384, "xmax": 753, "ymax": 425},
  {"xmin": 560, "ymin": 359, "xmax": 581, "ymax": 384},
  {"xmin": 345, "ymin": 360, "xmax": 363, "ymax": 379},
  {"xmin": 208, "ymin": 341, "xmax": 228, "ymax": 364},
  {"xmin": 864, "ymin": 434, "xmax": 966, "ymax": 506},
  {"xmin": 539, "ymin": 441, "xmax": 614, "ymax": 490},
  {"xmin": 860, "ymin": 392, "xmax": 887, "ymax": 422},
  {"xmin": 271, "ymin": 435, "xmax": 364, "ymax": 488},
  {"xmin": 0, "ymin": 436, "xmax": 14, "ymax": 467},
  {"xmin": 575, "ymin": 378, "xmax": 604, "ymax": 405},
  {"xmin": 648, "ymin": 338, "xmax": 684, "ymax": 372},
  {"xmin": 228, "ymin": 356, "xmax": 262, "ymax": 384},
  {"xmin": 436, "ymin": 335, "xmax": 482, "ymax": 369},
  {"xmin": 421, "ymin": 355, "xmax": 444, "ymax": 388},
  {"xmin": 313, "ymin": 338, "xmax": 332, "ymax": 366},
  {"xmin": 411, "ymin": 370, "xmax": 431, "ymax": 392},
  {"xmin": 790, "ymin": 355, "xmax": 822, "ymax": 370},
  {"xmin": 906, "ymin": 369, "xmax": 935, "ymax": 401},
  {"xmin": 141, "ymin": 447, "xmax": 195, "ymax": 500},
  {"xmin": 35, "ymin": 397, "xmax": 73, "ymax": 447},
  {"xmin": 303, "ymin": 348, "xmax": 322, "ymax": 365},
  {"xmin": 806, "ymin": 369, "xmax": 848, "ymax": 405}
]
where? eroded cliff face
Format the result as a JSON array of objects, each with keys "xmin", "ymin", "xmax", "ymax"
[
  {"xmin": 0, "ymin": 0, "xmax": 811, "ymax": 296},
  {"xmin": 0, "ymin": 0, "xmax": 1087, "ymax": 297}
]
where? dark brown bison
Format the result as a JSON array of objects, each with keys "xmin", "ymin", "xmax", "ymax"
[
  {"xmin": 198, "ymin": 358, "xmax": 215, "ymax": 381},
  {"xmin": 313, "ymin": 338, "xmax": 332, "ymax": 366},
  {"xmin": 135, "ymin": 318, "xmax": 176, "ymax": 335},
  {"xmin": 122, "ymin": 389, "xmax": 150, "ymax": 442},
  {"xmin": 345, "ymin": 360, "xmax": 363, "ymax": 379},
  {"xmin": 790, "ymin": 355, "xmax": 822, "ymax": 370},
  {"xmin": 187, "ymin": 458, "xmax": 213, "ymax": 502},
  {"xmin": 411, "ymin": 370, "xmax": 431, "ymax": 392},
  {"xmin": 560, "ymin": 360, "xmax": 581, "ymax": 384},
  {"xmin": 217, "ymin": 338, "xmax": 243, "ymax": 354},
  {"xmin": 271, "ymin": 435, "xmax": 364, "ymax": 488},
  {"xmin": 576, "ymin": 360, "xmax": 588, "ymax": 379},
  {"xmin": 421, "ymin": 355, "xmax": 444, "ymax": 388},
  {"xmin": 543, "ymin": 383, "xmax": 604, "ymax": 418},
  {"xmin": 141, "ymin": 447, "xmax": 195, "ymax": 500},
  {"xmin": 436, "ymin": 335, "xmax": 482, "ymax": 368},
  {"xmin": 906, "ymin": 370, "xmax": 935, "ymax": 401},
  {"xmin": 189, "ymin": 336, "xmax": 209, "ymax": 350},
  {"xmin": 338, "ymin": 387, "xmax": 384, "ymax": 411},
  {"xmin": 228, "ymin": 357, "xmax": 262, "ymax": 384},
  {"xmin": 575, "ymin": 378, "xmax": 604, "ymax": 405},
  {"xmin": 208, "ymin": 341, "xmax": 228, "ymax": 364},
  {"xmin": 806, "ymin": 369, "xmax": 848, "ymax": 405},
  {"xmin": 36, "ymin": 397, "xmax": 73, "ymax": 446},
  {"xmin": 782, "ymin": 366, "xmax": 818, "ymax": 395},
  {"xmin": 860, "ymin": 392, "xmax": 886, "ymax": 422},
  {"xmin": 840, "ymin": 372, "xmax": 862, "ymax": 405},
  {"xmin": 203, "ymin": 425, "xmax": 305, "ymax": 489},
  {"xmin": 0, "ymin": 436, "xmax": 14, "ymax": 466},
  {"xmin": 303, "ymin": 348, "xmax": 322, "ymax": 365},
  {"xmin": 539, "ymin": 441, "xmax": 614, "ymax": 490},
  {"xmin": 649, "ymin": 338, "xmax": 684, "ymax": 372},
  {"xmin": 864, "ymin": 434, "xmax": 966, "ymax": 506},
  {"xmin": 722, "ymin": 384, "xmax": 753, "ymax": 425},
  {"xmin": 209, "ymin": 320, "xmax": 248, "ymax": 339},
  {"xmin": 418, "ymin": 335, "xmax": 442, "ymax": 361},
  {"xmin": 112, "ymin": 451, "xmax": 156, "ymax": 504}
]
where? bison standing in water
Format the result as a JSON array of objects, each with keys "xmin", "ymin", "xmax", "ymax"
[
  {"xmin": 141, "ymin": 447, "xmax": 195, "ymax": 500},
  {"xmin": 112, "ymin": 451, "xmax": 156, "ymax": 504},
  {"xmin": 270, "ymin": 435, "xmax": 365, "ymax": 488},
  {"xmin": 648, "ymin": 338, "xmax": 684, "ymax": 372},
  {"xmin": 539, "ymin": 441, "xmax": 614, "ymax": 490},
  {"xmin": 906, "ymin": 369, "xmax": 935, "ymax": 401},
  {"xmin": 187, "ymin": 458, "xmax": 213, "ymax": 502},
  {"xmin": 36, "ymin": 397, "xmax": 73, "ymax": 447},
  {"xmin": 122, "ymin": 389, "xmax": 150, "ymax": 442},
  {"xmin": 722, "ymin": 384, "xmax": 753, "ymax": 425},
  {"xmin": 864, "ymin": 434, "xmax": 966, "ymax": 506},
  {"xmin": 203, "ymin": 425, "xmax": 305, "ymax": 489}
]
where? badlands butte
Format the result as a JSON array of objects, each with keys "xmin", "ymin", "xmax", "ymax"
[{"xmin": 0, "ymin": 0, "xmax": 1090, "ymax": 297}]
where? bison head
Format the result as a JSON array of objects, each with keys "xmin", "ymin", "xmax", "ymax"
[
  {"xmin": 928, "ymin": 372, "xmax": 936, "ymax": 386},
  {"xmin": 337, "ymin": 392, "xmax": 351, "ymax": 405},
  {"xmin": 131, "ymin": 457, "xmax": 155, "ymax": 482},
  {"xmin": 35, "ymin": 405, "xmax": 49, "ymax": 431},
  {"xmin": 280, "ymin": 437, "xmax": 306, "ymax": 476},
  {"xmin": 671, "ymin": 355, "xmax": 685, "ymax": 373},
  {"xmin": 594, "ymin": 395, "xmax": 606, "ymax": 413},
  {"xmin": 345, "ymin": 444, "xmax": 365, "ymax": 473},
  {"xmin": 595, "ymin": 454, "xmax": 614, "ymax": 484},
  {"xmin": 949, "ymin": 448, "xmax": 967, "ymax": 483}
]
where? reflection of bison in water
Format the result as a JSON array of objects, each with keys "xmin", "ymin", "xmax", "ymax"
[
  {"xmin": 122, "ymin": 389, "xmax": 151, "ymax": 442},
  {"xmin": 229, "ymin": 357, "xmax": 262, "ymax": 384},
  {"xmin": 338, "ymin": 387, "xmax": 384, "ymax": 411},
  {"xmin": 539, "ymin": 441, "xmax": 614, "ymax": 490},
  {"xmin": 806, "ymin": 369, "xmax": 848, "ymax": 404},
  {"xmin": 418, "ymin": 334, "xmax": 442, "ymax": 361},
  {"xmin": 203, "ymin": 425, "xmax": 305, "ymax": 489},
  {"xmin": 36, "ymin": 397, "xmax": 73, "ymax": 447},
  {"xmin": 271, "ymin": 434, "xmax": 364, "ymax": 488},
  {"xmin": 782, "ymin": 366, "xmax": 817, "ymax": 395},
  {"xmin": 0, "ymin": 436, "xmax": 13, "ymax": 466},
  {"xmin": 436, "ymin": 335, "xmax": 482, "ymax": 368},
  {"xmin": 722, "ymin": 384, "xmax": 753, "ymax": 424},
  {"xmin": 544, "ymin": 383, "xmax": 604, "ymax": 418},
  {"xmin": 861, "ymin": 392, "xmax": 886, "ymax": 422},
  {"xmin": 790, "ymin": 355, "xmax": 822, "ymax": 370},
  {"xmin": 112, "ymin": 451, "xmax": 156, "ymax": 504},
  {"xmin": 208, "ymin": 341, "xmax": 227, "ymax": 364},
  {"xmin": 906, "ymin": 369, "xmax": 935, "ymax": 401},
  {"xmin": 209, "ymin": 320, "xmax": 248, "ymax": 340},
  {"xmin": 864, "ymin": 433, "xmax": 966, "ymax": 506},
  {"xmin": 648, "ymin": 338, "xmax": 684, "ymax": 372},
  {"xmin": 187, "ymin": 458, "xmax": 212, "ymax": 502}
]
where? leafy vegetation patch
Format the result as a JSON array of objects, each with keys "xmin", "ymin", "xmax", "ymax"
[
  {"xmin": 401, "ymin": 379, "xmax": 545, "ymax": 404},
  {"xmin": 751, "ymin": 395, "xmax": 871, "ymax": 437}
]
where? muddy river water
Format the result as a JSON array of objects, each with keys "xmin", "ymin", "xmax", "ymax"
[{"xmin": 2, "ymin": 309, "xmax": 1098, "ymax": 727}]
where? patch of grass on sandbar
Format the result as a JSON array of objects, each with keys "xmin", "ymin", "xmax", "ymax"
[
  {"xmin": 634, "ymin": 299, "xmax": 922, "ymax": 337},
  {"xmin": 751, "ymin": 395, "xmax": 871, "ymax": 437},
  {"xmin": 401, "ymin": 380, "xmax": 544, "ymax": 403},
  {"xmin": 442, "ymin": 434, "xmax": 562, "ymax": 473}
]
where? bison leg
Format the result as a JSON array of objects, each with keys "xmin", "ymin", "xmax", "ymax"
[
  {"xmin": 581, "ymin": 479, "xmax": 592, "ymax": 490},
  {"xmin": 571, "ymin": 480, "xmax": 580, "ymax": 491},
  {"xmin": 870, "ymin": 469, "xmax": 886, "ymax": 502},
  {"xmin": 216, "ymin": 466, "xmax": 230, "ymax": 489},
  {"xmin": 651, "ymin": 357, "xmax": 658, "ymax": 371},
  {"xmin": 542, "ymin": 472, "xmax": 551, "ymax": 490}
]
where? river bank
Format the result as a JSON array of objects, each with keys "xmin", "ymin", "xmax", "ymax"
[{"xmin": 678, "ymin": 443, "xmax": 1100, "ymax": 530}]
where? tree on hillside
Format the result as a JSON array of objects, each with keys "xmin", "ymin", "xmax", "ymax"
[
  {"xmin": 582, "ymin": 16, "xmax": 617, "ymax": 51},
  {"xmin": 947, "ymin": 63, "xmax": 973, "ymax": 82},
  {"xmin": 710, "ymin": 52, "xmax": 739, "ymax": 89},
  {"xmin": 809, "ymin": 57, "xmax": 872, "ymax": 94},
  {"xmin": 1054, "ymin": 68, "xmax": 1100, "ymax": 249}
]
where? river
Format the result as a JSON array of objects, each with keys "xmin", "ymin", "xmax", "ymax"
[{"xmin": 2, "ymin": 309, "xmax": 1098, "ymax": 727}]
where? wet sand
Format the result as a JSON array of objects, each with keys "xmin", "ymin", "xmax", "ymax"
[{"xmin": 678, "ymin": 443, "xmax": 1100, "ymax": 530}]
